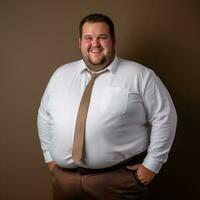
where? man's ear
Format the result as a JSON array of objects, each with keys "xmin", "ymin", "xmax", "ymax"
[
  {"xmin": 79, "ymin": 38, "xmax": 81, "ymax": 48},
  {"xmin": 112, "ymin": 37, "xmax": 116, "ymax": 47}
]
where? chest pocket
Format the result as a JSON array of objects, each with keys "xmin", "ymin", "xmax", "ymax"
[{"xmin": 98, "ymin": 87, "xmax": 128, "ymax": 115}]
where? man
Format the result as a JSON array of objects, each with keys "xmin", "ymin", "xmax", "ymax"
[{"xmin": 37, "ymin": 13, "xmax": 177, "ymax": 200}]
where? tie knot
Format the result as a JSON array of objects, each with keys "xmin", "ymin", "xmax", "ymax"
[
  {"xmin": 90, "ymin": 70, "xmax": 107, "ymax": 80},
  {"xmin": 91, "ymin": 73, "xmax": 98, "ymax": 79}
]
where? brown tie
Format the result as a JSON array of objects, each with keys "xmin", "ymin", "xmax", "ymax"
[{"xmin": 72, "ymin": 71, "xmax": 103, "ymax": 163}]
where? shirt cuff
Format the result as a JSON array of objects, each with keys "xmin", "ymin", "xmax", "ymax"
[
  {"xmin": 44, "ymin": 151, "xmax": 53, "ymax": 163},
  {"xmin": 142, "ymin": 155, "xmax": 163, "ymax": 174}
]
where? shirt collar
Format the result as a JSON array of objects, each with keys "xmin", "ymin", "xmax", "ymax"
[{"xmin": 79, "ymin": 56, "xmax": 119, "ymax": 75}]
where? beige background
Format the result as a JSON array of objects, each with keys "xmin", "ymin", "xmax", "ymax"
[{"xmin": 0, "ymin": 0, "xmax": 199, "ymax": 199}]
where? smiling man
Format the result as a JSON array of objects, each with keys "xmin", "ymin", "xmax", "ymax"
[
  {"xmin": 80, "ymin": 21, "xmax": 115, "ymax": 71},
  {"xmin": 37, "ymin": 14, "xmax": 177, "ymax": 200}
]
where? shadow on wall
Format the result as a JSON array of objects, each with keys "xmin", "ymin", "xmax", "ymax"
[{"xmin": 120, "ymin": 23, "xmax": 199, "ymax": 199}]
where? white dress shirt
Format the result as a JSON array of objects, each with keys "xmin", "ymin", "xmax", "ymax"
[{"xmin": 37, "ymin": 56, "xmax": 177, "ymax": 174}]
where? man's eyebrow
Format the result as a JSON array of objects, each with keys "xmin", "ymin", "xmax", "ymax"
[
  {"xmin": 99, "ymin": 34, "xmax": 109, "ymax": 36},
  {"xmin": 83, "ymin": 34, "xmax": 92, "ymax": 38},
  {"xmin": 98, "ymin": 34, "xmax": 109, "ymax": 37},
  {"xmin": 82, "ymin": 34, "xmax": 109, "ymax": 38}
]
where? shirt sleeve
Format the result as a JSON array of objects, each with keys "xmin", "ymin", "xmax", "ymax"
[
  {"xmin": 37, "ymin": 67, "xmax": 62, "ymax": 163},
  {"xmin": 37, "ymin": 80, "xmax": 53, "ymax": 163},
  {"xmin": 141, "ymin": 70, "xmax": 177, "ymax": 174}
]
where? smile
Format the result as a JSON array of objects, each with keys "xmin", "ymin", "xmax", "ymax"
[{"xmin": 90, "ymin": 48, "xmax": 103, "ymax": 53}]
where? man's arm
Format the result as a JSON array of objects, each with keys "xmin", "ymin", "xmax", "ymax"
[
  {"xmin": 142, "ymin": 71, "xmax": 177, "ymax": 174},
  {"xmin": 128, "ymin": 70, "xmax": 177, "ymax": 185},
  {"xmin": 37, "ymin": 78, "xmax": 55, "ymax": 168}
]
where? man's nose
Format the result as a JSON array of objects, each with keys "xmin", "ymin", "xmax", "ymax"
[{"xmin": 91, "ymin": 38, "xmax": 100, "ymax": 46}]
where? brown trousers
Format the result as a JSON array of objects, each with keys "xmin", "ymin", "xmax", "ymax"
[{"xmin": 51, "ymin": 164, "xmax": 148, "ymax": 200}]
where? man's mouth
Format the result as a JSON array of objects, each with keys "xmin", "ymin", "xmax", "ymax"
[{"xmin": 90, "ymin": 48, "xmax": 103, "ymax": 53}]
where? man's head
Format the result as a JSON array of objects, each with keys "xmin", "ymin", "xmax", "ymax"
[{"xmin": 79, "ymin": 14, "xmax": 116, "ymax": 72}]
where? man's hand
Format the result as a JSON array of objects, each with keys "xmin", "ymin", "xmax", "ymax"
[
  {"xmin": 126, "ymin": 164, "xmax": 156, "ymax": 185},
  {"xmin": 47, "ymin": 161, "xmax": 56, "ymax": 172}
]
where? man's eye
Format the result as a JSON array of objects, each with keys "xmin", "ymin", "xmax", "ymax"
[
  {"xmin": 85, "ymin": 37, "xmax": 92, "ymax": 40},
  {"xmin": 99, "ymin": 36, "xmax": 107, "ymax": 39}
]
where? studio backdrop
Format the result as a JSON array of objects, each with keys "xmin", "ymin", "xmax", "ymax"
[{"xmin": 0, "ymin": 0, "xmax": 199, "ymax": 199}]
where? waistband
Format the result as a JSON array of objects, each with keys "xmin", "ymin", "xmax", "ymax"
[{"xmin": 57, "ymin": 151, "xmax": 147, "ymax": 175}]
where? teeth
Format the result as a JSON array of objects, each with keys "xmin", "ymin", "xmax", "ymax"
[
  {"xmin": 92, "ymin": 50, "xmax": 100, "ymax": 53},
  {"xmin": 90, "ymin": 49, "xmax": 102, "ymax": 53}
]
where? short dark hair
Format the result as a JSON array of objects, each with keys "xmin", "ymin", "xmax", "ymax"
[{"xmin": 79, "ymin": 13, "xmax": 115, "ymax": 39}]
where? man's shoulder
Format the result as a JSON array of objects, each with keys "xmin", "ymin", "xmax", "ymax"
[
  {"xmin": 55, "ymin": 59, "xmax": 83, "ymax": 73},
  {"xmin": 117, "ymin": 57, "xmax": 152, "ymax": 74},
  {"xmin": 47, "ymin": 59, "xmax": 83, "ymax": 84},
  {"xmin": 50, "ymin": 59, "xmax": 82, "ymax": 77},
  {"xmin": 118, "ymin": 57, "xmax": 150, "ymax": 71}
]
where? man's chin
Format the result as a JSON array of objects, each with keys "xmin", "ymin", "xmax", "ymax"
[{"xmin": 89, "ymin": 59, "xmax": 104, "ymax": 66}]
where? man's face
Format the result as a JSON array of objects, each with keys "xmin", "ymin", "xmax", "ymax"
[{"xmin": 79, "ymin": 22, "xmax": 115, "ymax": 71}]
